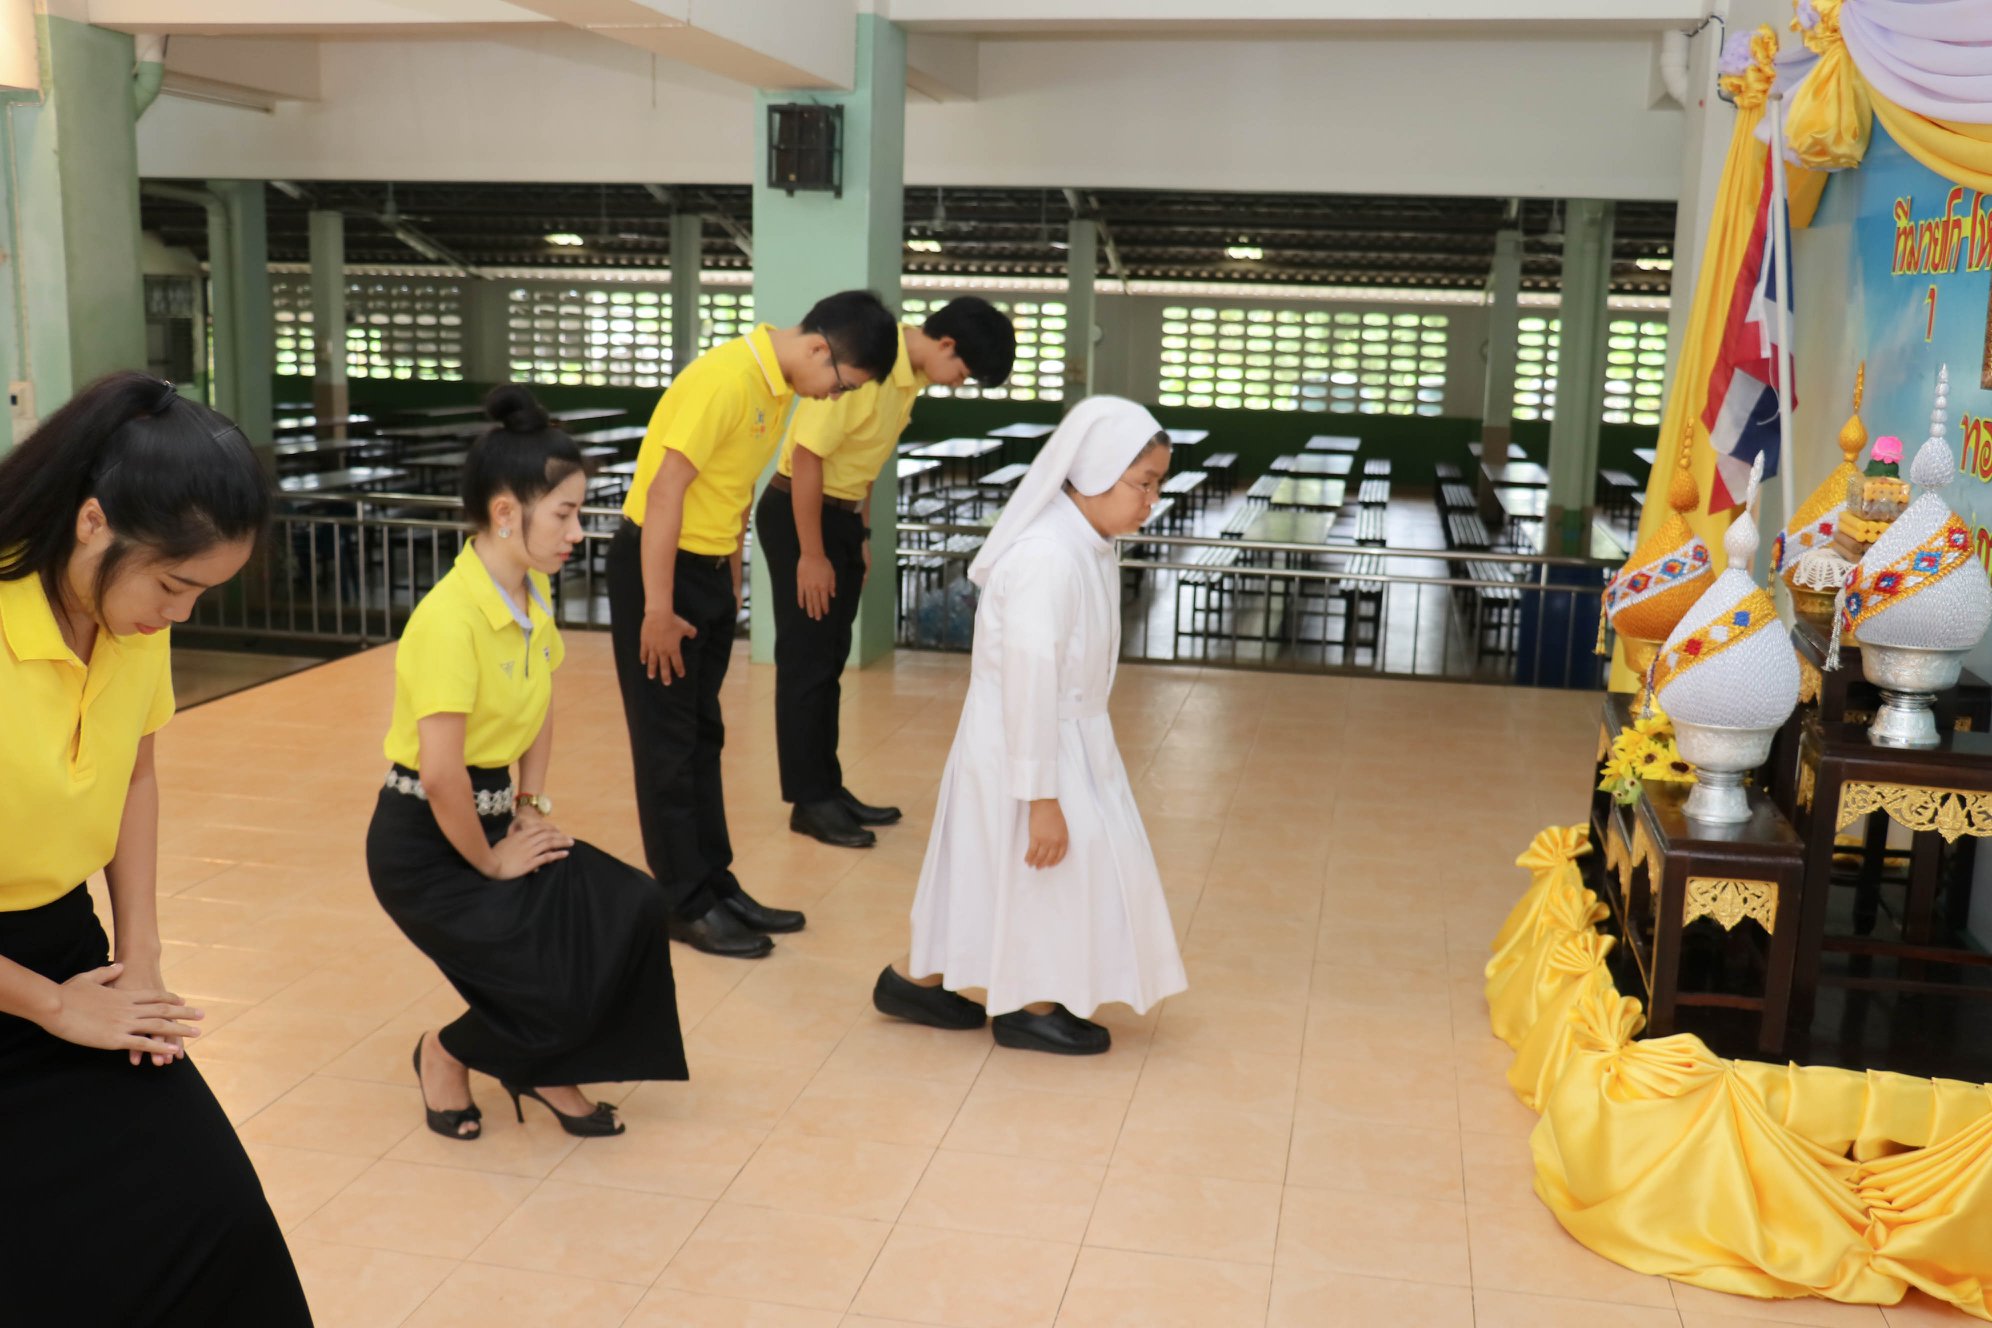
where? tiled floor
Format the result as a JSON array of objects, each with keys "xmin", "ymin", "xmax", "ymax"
[{"xmin": 128, "ymin": 637, "xmax": 1972, "ymax": 1325}]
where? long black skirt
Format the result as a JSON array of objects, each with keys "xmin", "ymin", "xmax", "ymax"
[
  {"xmin": 0, "ymin": 886, "xmax": 313, "ymax": 1328},
  {"xmin": 364, "ymin": 765, "xmax": 687, "ymax": 1087}
]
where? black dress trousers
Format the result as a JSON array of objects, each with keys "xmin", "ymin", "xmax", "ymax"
[
  {"xmin": 755, "ymin": 484, "xmax": 868, "ymax": 806},
  {"xmin": 607, "ymin": 518, "xmax": 742, "ymax": 922}
]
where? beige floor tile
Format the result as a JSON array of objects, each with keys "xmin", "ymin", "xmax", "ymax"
[
  {"xmin": 1054, "ymin": 1247, "xmax": 1270, "ymax": 1328},
  {"xmin": 780, "ymin": 1068, "xmax": 971, "ymax": 1148},
  {"xmin": 1276, "ymin": 1183, "xmax": 1472, "ymax": 1288},
  {"xmin": 548, "ymin": 1117, "xmax": 770, "ymax": 1200},
  {"xmin": 1131, "ymin": 1043, "xmax": 1298, "ymax": 1117},
  {"xmin": 288, "ymin": 1236, "xmax": 457, "ymax": 1328},
  {"xmin": 1287, "ymin": 1108, "xmax": 1464, "ymax": 1201},
  {"xmin": 1109, "ymin": 1099, "xmax": 1291, "ymax": 1184},
  {"xmin": 196, "ymin": 1055, "xmax": 308, "ymax": 1126},
  {"xmin": 852, "ymin": 1225, "xmax": 1078, "ymax": 1328},
  {"xmin": 723, "ymin": 1129, "xmax": 934, "ymax": 1222},
  {"xmin": 167, "ymin": 943, "xmax": 315, "ymax": 1005},
  {"xmin": 1465, "ymin": 1202, "xmax": 1676, "ymax": 1308},
  {"xmin": 657, "ymin": 1201, "xmax": 893, "ymax": 1312},
  {"xmin": 1476, "ymin": 1288, "xmax": 1683, "ymax": 1326},
  {"xmin": 469, "ymin": 1179, "xmax": 707, "ymax": 1284},
  {"xmin": 185, "ymin": 1004, "xmax": 385, "ymax": 1079},
  {"xmin": 1882, "ymin": 1291, "xmax": 1987, "ymax": 1325},
  {"xmin": 942, "ymin": 1084, "xmax": 1130, "ymax": 1166},
  {"xmin": 1460, "ymin": 1127, "xmax": 1543, "ymax": 1210},
  {"xmin": 401, "ymin": 1261, "xmax": 644, "ymax": 1327},
  {"xmin": 1084, "ymin": 1166, "xmax": 1282, "ymax": 1265},
  {"xmin": 620, "ymin": 1055, "xmax": 816, "ymax": 1129},
  {"xmin": 295, "ymin": 1158, "xmax": 536, "ymax": 1259},
  {"xmin": 974, "ymin": 1040, "xmax": 1151, "ymax": 1100},
  {"xmin": 623, "ymin": 1290, "xmax": 841, "ymax": 1327},
  {"xmin": 1266, "ymin": 1267, "xmax": 1475, "ymax": 1328},
  {"xmin": 240, "ymin": 1073, "xmax": 423, "ymax": 1158},
  {"xmin": 899, "ymin": 1149, "xmax": 1105, "ymax": 1245},
  {"xmin": 385, "ymin": 1077, "xmax": 584, "ymax": 1179},
  {"xmin": 823, "ymin": 1016, "xmax": 994, "ymax": 1085},
  {"xmin": 242, "ymin": 1141, "xmax": 373, "ymax": 1233},
  {"xmin": 1671, "ymin": 1282, "xmax": 1890, "ymax": 1324}
]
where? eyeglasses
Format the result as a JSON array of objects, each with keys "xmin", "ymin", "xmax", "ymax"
[
  {"xmin": 1118, "ymin": 476, "xmax": 1161, "ymax": 500},
  {"xmin": 826, "ymin": 345, "xmax": 860, "ymax": 396}
]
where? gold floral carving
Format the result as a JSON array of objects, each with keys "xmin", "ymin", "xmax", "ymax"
[
  {"xmin": 1798, "ymin": 656, "xmax": 1823, "ymax": 706},
  {"xmin": 1605, "ymin": 819, "xmax": 1632, "ymax": 892},
  {"xmin": 1797, "ymin": 760, "xmax": 1816, "ymax": 814},
  {"xmin": 1597, "ymin": 722, "xmax": 1611, "ymax": 764},
  {"xmin": 1684, "ymin": 877, "xmax": 1779, "ymax": 933},
  {"xmin": 1632, "ymin": 820, "xmax": 1660, "ymax": 918},
  {"xmin": 1836, "ymin": 781, "xmax": 1992, "ymax": 843}
]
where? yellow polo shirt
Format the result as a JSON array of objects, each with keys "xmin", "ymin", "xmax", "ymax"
[
  {"xmin": 0, "ymin": 573, "xmax": 175, "ymax": 912},
  {"xmin": 780, "ymin": 324, "xmax": 929, "ymax": 502},
  {"xmin": 623, "ymin": 324, "xmax": 792, "ymax": 555},
  {"xmin": 384, "ymin": 541, "xmax": 566, "ymax": 770}
]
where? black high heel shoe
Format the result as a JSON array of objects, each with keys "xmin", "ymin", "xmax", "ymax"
[
  {"xmin": 411, "ymin": 1035, "xmax": 481, "ymax": 1140},
  {"xmin": 502, "ymin": 1082, "xmax": 625, "ymax": 1137}
]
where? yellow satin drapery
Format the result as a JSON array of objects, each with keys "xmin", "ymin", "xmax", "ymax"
[
  {"xmin": 1486, "ymin": 826, "xmax": 1992, "ymax": 1318},
  {"xmin": 1783, "ymin": 0, "xmax": 1992, "ymax": 192},
  {"xmin": 1607, "ymin": 27, "xmax": 1780, "ymax": 691}
]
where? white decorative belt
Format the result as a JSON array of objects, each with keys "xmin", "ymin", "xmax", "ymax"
[{"xmin": 384, "ymin": 769, "xmax": 515, "ymax": 817}]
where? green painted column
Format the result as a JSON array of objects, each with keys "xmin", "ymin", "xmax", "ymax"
[
  {"xmin": 1065, "ymin": 218, "xmax": 1098, "ymax": 407},
  {"xmin": 309, "ymin": 208, "xmax": 348, "ymax": 435},
  {"xmin": 748, "ymin": 13, "xmax": 905, "ymax": 668},
  {"xmin": 670, "ymin": 209, "xmax": 703, "ymax": 379},
  {"xmin": 0, "ymin": 16, "xmax": 146, "ymax": 441},
  {"xmin": 1546, "ymin": 199, "xmax": 1615, "ymax": 554},
  {"xmin": 1481, "ymin": 227, "xmax": 1522, "ymax": 454},
  {"xmin": 206, "ymin": 180, "xmax": 273, "ymax": 448}
]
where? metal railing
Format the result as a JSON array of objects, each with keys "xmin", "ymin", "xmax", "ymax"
[{"xmin": 191, "ymin": 494, "xmax": 1618, "ymax": 688}]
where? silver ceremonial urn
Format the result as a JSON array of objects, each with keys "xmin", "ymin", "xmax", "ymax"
[
  {"xmin": 1672, "ymin": 720, "xmax": 1779, "ymax": 825},
  {"xmin": 1860, "ymin": 641, "xmax": 1968, "ymax": 749}
]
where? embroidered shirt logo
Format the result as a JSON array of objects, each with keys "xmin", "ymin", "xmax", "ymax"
[{"xmin": 501, "ymin": 660, "xmax": 515, "ymax": 678}]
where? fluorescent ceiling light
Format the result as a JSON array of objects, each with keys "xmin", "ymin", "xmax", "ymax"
[
  {"xmin": 905, "ymin": 238, "xmax": 943, "ymax": 253},
  {"xmin": 1225, "ymin": 244, "xmax": 1264, "ymax": 262},
  {"xmin": 544, "ymin": 232, "xmax": 586, "ymax": 247}
]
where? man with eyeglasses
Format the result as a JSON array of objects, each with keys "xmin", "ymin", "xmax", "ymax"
[
  {"xmin": 608, "ymin": 290, "xmax": 899, "ymax": 958},
  {"xmin": 760, "ymin": 298, "xmax": 1017, "ymax": 849}
]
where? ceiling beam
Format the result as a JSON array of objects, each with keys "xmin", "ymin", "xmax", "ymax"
[
  {"xmin": 505, "ymin": 0, "xmax": 854, "ymax": 89},
  {"xmin": 905, "ymin": 33, "xmax": 976, "ymax": 102},
  {"xmin": 88, "ymin": 0, "xmax": 555, "ymax": 36}
]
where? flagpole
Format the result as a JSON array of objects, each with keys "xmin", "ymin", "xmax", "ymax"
[{"xmin": 1767, "ymin": 91, "xmax": 1798, "ymax": 558}]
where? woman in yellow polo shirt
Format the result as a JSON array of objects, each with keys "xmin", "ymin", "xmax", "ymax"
[
  {"xmin": 0, "ymin": 372, "xmax": 311, "ymax": 1325},
  {"xmin": 366, "ymin": 386, "xmax": 685, "ymax": 1141}
]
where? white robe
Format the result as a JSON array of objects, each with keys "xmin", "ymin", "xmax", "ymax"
[{"xmin": 908, "ymin": 494, "xmax": 1188, "ymax": 1018}]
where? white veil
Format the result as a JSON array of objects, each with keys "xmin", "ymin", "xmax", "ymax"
[{"xmin": 967, "ymin": 396, "xmax": 1164, "ymax": 587}]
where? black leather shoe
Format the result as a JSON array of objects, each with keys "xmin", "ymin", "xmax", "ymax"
[
  {"xmin": 992, "ymin": 1005, "xmax": 1111, "ymax": 1056},
  {"xmin": 790, "ymin": 800, "xmax": 876, "ymax": 849},
  {"xmin": 720, "ymin": 888, "xmax": 805, "ymax": 935},
  {"xmin": 668, "ymin": 903, "xmax": 774, "ymax": 958},
  {"xmin": 839, "ymin": 789, "xmax": 902, "ymax": 827},
  {"xmin": 872, "ymin": 966, "xmax": 985, "ymax": 1031}
]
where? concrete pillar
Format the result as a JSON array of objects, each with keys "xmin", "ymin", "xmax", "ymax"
[
  {"xmin": 1065, "ymin": 217, "xmax": 1099, "ymax": 407},
  {"xmin": 670, "ymin": 210, "xmax": 703, "ymax": 379},
  {"xmin": 748, "ymin": 13, "xmax": 905, "ymax": 668},
  {"xmin": 1545, "ymin": 199, "xmax": 1615, "ymax": 555},
  {"xmin": 308, "ymin": 208, "xmax": 347, "ymax": 436},
  {"xmin": 0, "ymin": 15, "xmax": 146, "ymax": 443},
  {"xmin": 1481, "ymin": 227, "xmax": 1523, "ymax": 452},
  {"xmin": 205, "ymin": 180, "xmax": 272, "ymax": 449}
]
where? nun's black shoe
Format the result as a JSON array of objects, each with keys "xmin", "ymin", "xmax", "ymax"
[
  {"xmin": 872, "ymin": 966, "xmax": 986, "ymax": 1031},
  {"xmin": 991, "ymin": 1005, "xmax": 1112, "ymax": 1056}
]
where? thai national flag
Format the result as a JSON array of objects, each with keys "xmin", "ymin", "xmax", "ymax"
[{"xmin": 1699, "ymin": 155, "xmax": 1793, "ymax": 514}]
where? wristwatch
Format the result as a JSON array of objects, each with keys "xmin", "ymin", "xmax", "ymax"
[{"xmin": 517, "ymin": 791, "xmax": 554, "ymax": 816}]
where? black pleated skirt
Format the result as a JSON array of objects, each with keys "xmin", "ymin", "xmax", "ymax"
[
  {"xmin": 364, "ymin": 765, "xmax": 687, "ymax": 1087},
  {"xmin": 0, "ymin": 886, "xmax": 313, "ymax": 1328}
]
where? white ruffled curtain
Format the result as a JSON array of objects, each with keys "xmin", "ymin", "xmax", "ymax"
[{"xmin": 1830, "ymin": 0, "xmax": 1992, "ymax": 119}]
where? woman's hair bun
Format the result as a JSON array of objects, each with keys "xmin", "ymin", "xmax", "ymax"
[{"xmin": 484, "ymin": 383, "xmax": 549, "ymax": 434}]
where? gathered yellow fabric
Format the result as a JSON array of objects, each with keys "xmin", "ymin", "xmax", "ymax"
[
  {"xmin": 1486, "ymin": 824, "xmax": 1992, "ymax": 1318},
  {"xmin": 1785, "ymin": 0, "xmax": 1873, "ymax": 172},
  {"xmin": 1780, "ymin": 0, "xmax": 1992, "ymax": 194}
]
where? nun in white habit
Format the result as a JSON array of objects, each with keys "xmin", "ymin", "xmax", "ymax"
[{"xmin": 871, "ymin": 396, "xmax": 1188, "ymax": 1055}]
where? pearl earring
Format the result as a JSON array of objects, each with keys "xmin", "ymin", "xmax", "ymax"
[{"xmin": 499, "ymin": 526, "xmax": 512, "ymax": 539}]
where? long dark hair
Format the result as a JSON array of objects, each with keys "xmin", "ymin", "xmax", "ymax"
[
  {"xmin": 460, "ymin": 384, "xmax": 586, "ymax": 530},
  {"xmin": 0, "ymin": 372, "xmax": 270, "ymax": 612}
]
